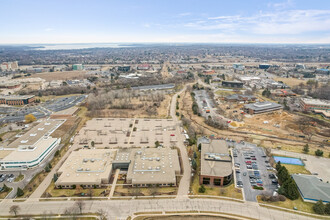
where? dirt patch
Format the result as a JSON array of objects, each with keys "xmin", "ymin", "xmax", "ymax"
[
  {"xmin": 274, "ymin": 77, "xmax": 306, "ymax": 87},
  {"xmin": 27, "ymin": 71, "xmax": 87, "ymax": 81}
]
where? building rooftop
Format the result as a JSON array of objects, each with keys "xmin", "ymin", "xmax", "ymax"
[
  {"xmin": 74, "ymin": 118, "xmax": 179, "ymax": 148},
  {"xmin": 126, "ymin": 147, "xmax": 180, "ymax": 185},
  {"xmin": 0, "ymin": 95, "xmax": 35, "ymax": 100},
  {"xmin": 292, "ymin": 174, "xmax": 330, "ymax": 203},
  {"xmin": 2, "ymin": 137, "xmax": 59, "ymax": 162},
  {"xmin": 301, "ymin": 98, "xmax": 330, "ymax": 107},
  {"xmin": 56, "ymin": 148, "xmax": 117, "ymax": 186},
  {"xmin": 7, "ymin": 119, "xmax": 64, "ymax": 149},
  {"xmin": 244, "ymin": 101, "xmax": 282, "ymax": 111},
  {"xmin": 201, "ymin": 139, "xmax": 232, "ymax": 177}
]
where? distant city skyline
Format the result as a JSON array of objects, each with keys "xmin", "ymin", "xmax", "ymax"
[{"xmin": 1, "ymin": 0, "xmax": 330, "ymax": 44}]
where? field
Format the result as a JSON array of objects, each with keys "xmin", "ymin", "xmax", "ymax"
[
  {"xmin": 27, "ymin": 71, "xmax": 87, "ymax": 81},
  {"xmin": 282, "ymin": 164, "xmax": 311, "ymax": 175},
  {"xmin": 274, "ymin": 77, "xmax": 306, "ymax": 87}
]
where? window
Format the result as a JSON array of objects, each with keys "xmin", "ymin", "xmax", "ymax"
[
  {"xmin": 203, "ymin": 177, "xmax": 210, "ymax": 185},
  {"xmin": 214, "ymin": 178, "xmax": 221, "ymax": 186}
]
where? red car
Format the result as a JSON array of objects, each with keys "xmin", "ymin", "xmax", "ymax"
[
  {"xmin": 170, "ymin": 134, "xmax": 175, "ymax": 136},
  {"xmin": 227, "ymin": 120, "xmax": 231, "ymax": 123},
  {"xmin": 245, "ymin": 161, "xmax": 252, "ymax": 164}
]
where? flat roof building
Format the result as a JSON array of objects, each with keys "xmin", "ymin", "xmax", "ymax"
[
  {"xmin": 300, "ymin": 98, "xmax": 330, "ymax": 112},
  {"xmin": 74, "ymin": 118, "xmax": 179, "ymax": 148},
  {"xmin": 56, "ymin": 148, "xmax": 117, "ymax": 188},
  {"xmin": 55, "ymin": 147, "xmax": 181, "ymax": 188},
  {"xmin": 292, "ymin": 174, "xmax": 330, "ymax": 203},
  {"xmin": 222, "ymin": 81, "xmax": 243, "ymax": 88},
  {"xmin": 200, "ymin": 139, "xmax": 233, "ymax": 186},
  {"xmin": 244, "ymin": 101, "xmax": 283, "ymax": 115},
  {"xmin": 126, "ymin": 147, "xmax": 180, "ymax": 187},
  {"xmin": 0, "ymin": 119, "xmax": 64, "ymax": 170},
  {"xmin": 0, "ymin": 95, "xmax": 35, "ymax": 105}
]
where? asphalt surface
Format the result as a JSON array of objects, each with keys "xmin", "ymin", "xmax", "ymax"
[
  {"xmin": 233, "ymin": 142, "xmax": 278, "ymax": 202},
  {"xmin": 0, "ymin": 95, "xmax": 86, "ymax": 124}
]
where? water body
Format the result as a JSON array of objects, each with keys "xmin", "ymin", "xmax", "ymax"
[{"xmin": 34, "ymin": 43, "xmax": 135, "ymax": 50}]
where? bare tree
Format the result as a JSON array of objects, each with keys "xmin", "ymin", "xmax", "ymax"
[
  {"xmin": 9, "ymin": 205, "xmax": 20, "ymax": 216},
  {"xmin": 97, "ymin": 209, "xmax": 108, "ymax": 220},
  {"xmin": 75, "ymin": 200, "xmax": 85, "ymax": 214}
]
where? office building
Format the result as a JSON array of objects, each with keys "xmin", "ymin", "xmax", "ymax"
[
  {"xmin": 222, "ymin": 81, "xmax": 244, "ymax": 88},
  {"xmin": 300, "ymin": 98, "xmax": 330, "ymax": 111},
  {"xmin": 55, "ymin": 148, "xmax": 117, "ymax": 188},
  {"xmin": 0, "ymin": 95, "xmax": 35, "ymax": 106},
  {"xmin": 200, "ymin": 139, "xmax": 233, "ymax": 186},
  {"xmin": 0, "ymin": 119, "xmax": 64, "ymax": 170},
  {"xmin": 244, "ymin": 102, "xmax": 283, "ymax": 114}
]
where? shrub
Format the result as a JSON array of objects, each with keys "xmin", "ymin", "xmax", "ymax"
[
  {"xmin": 315, "ymin": 149, "xmax": 324, "ymax": 157},
  {"xmin": 16, "ymin": 187, "xmax": 24, "ymax": 197},
  {"xmin": 199, "ymin": 185, "xmax": 206, "ymax": 193},
  {"xmin": 253, "ymin": 186, "xmax": 264, "ymax": 190},
  {"xmin": 313, "ymin": 200, "xmax": 325, "ymax": 215},
  {"xmin": 72, "ymin": 185, "xmax": 76, "ymax": 189},
  {"xmin": 278, "ymin": 195, "xmax": 286, "ymax": 201}
]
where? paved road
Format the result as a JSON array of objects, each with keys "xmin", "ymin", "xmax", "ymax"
[
  {"xmin": 0, "ymin": 198, "xmax": 317, "ymax": 220},
  {"xmin": 170, "ymin": 86, "xmax": 191, "ymax": 197}
]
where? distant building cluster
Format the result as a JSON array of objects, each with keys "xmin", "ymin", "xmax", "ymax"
[{"xmin": 0, "ymin": 61, "xmax": 18, "ymax": 71}]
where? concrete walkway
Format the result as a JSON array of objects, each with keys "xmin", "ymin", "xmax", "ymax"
[{"xmin": 109, "ymin": 169, "xmax": 120, "ymax": 199}]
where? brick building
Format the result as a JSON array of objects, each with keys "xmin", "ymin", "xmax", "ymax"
[
  {"xmin": 200, "ymin": 139, "xmax": 233, "ymax": 186},
  {"xmin": 300, "ymin": 98, "xmax": 330, "ymax": 111},
  {"xmin": 0, "ymin": 95, "xmax": 35, "ymax": 105}
]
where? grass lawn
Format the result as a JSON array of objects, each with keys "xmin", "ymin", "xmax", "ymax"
[
  {"xmin": 14, "ymin": 173, "xmax": 24, "ymax": 182},
  {"xmin": 0, "ymin": 187, "xmax": 12, "ymax": 199},
  {"xmin": 43, "ymin": 181, "xmax": 110, "ymax": 197},
  {"xmin": 214, "ymin": 90, "xmax": 236, "ymax": 96},
  {"xmin": 282, "ymin": 164, "xmax": 311, "ymax": 175},
  {"xmin": 114, "ymin": 185, "xmax": 177, "ymax": 197},
  {"xmin": 257, "ymin": 195, "xmax": 315, "ymax": 214}
]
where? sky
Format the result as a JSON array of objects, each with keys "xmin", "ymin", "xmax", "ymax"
[{"xmin": 1, "ymin": 0, "xmax": 330, "ymax": 44}]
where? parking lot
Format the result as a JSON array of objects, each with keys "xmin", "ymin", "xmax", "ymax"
[
  {"xmin": 233, "ymin": 142, "xmax": 278, "ymax": 202},
  {"xmin": 0, "ymin": 95, "xmax": 86, "ymax": 124}
]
